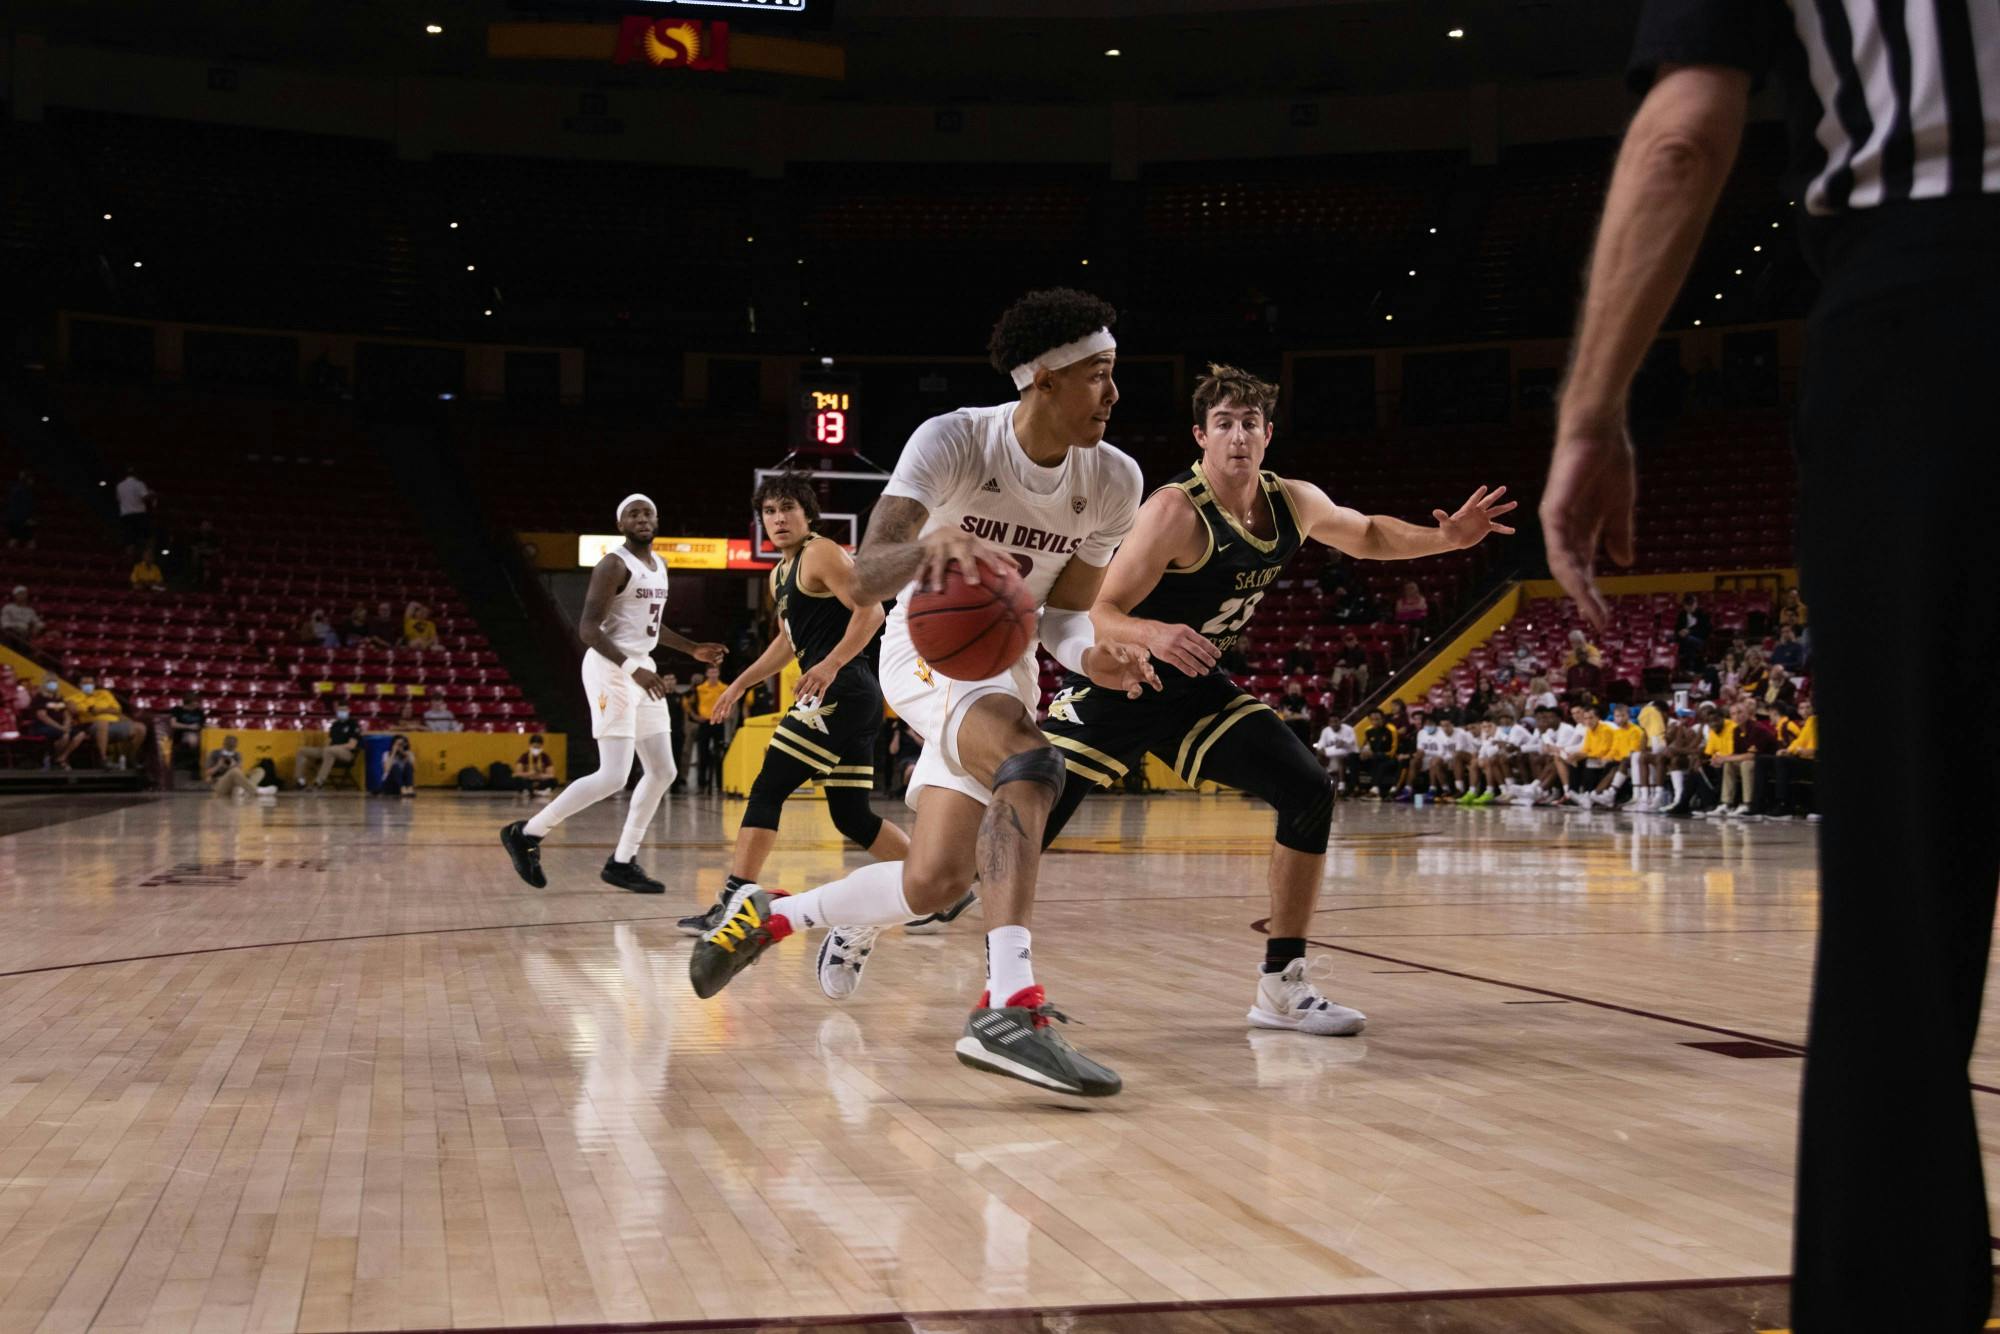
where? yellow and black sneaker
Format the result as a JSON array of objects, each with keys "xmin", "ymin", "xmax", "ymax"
[{"xmin": 688, "ymin": 883, "xmax": 792, "ymax": 999}]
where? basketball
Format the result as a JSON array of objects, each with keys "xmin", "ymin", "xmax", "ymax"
[{"xmin": 906, "ymin": 560, "xmax": 1036, "ymax": 680}]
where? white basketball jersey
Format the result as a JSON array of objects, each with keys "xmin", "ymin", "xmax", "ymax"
[
  {"xmin": 879, "ymin": 402, "xmax": 1142, "ymax": 665},
  {"xmin": 601, "ymin": 544, "xmax": 670, "ymax": 658}
]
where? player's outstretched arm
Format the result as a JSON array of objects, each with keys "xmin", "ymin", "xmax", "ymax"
[
  {"xmin": 794, "ymin": 539, "xmax": 887, "ymax": 702},
  {"xmin": 1287, "ymin": 479, "xmax": 1516, "ymax": 562},
  {"xmin": 854, "ymin": 496, "xmax": 1012, "ymax": 601},
  {"xmin": 1086, "ymin": 491, "xmax": 1220, "ymax": 678},
  {"xmin": 1046, "ymin": 556, "xmax": 1161, "ymax": 700},
  {"xmin": 1546, "ymin": 64, "xmax": 1749, "ymax": 626},
  {"xmin": 712, "ymin": 627, "xmax": 794, "ymax": 722}
]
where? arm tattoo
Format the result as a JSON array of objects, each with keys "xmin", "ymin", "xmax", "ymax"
[{"xmin": 853, "ymin": 496, "xmax": 930, "ymax": 603}]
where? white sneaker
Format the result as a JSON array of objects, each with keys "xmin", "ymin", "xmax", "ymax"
[
  {"xmin": 255, "ymin": 785, "xmax": 278, "ymax": 797},
  {"xmin": 815, "ymin": 926, "xmax": 880, "ymax": 1001},
  {"xmin": 1807, "ymin": 813, "xmax": 1822, "ymax": 823},
  {"xmin": 1247, "ymin": 960, "xmax": 1366, "ymax": 1036}
]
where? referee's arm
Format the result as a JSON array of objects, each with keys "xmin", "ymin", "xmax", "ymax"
[{"xmin": 1543, "ymin": 63, "xmax": 1753, "ymax": 626}]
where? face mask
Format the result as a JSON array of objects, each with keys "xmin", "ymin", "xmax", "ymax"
[
  {"xmin": 81, "ymin": 684, "xmax": 95, "ymax": 695},
  {"xmin": 530, "ymin": 744, "xmax": 542, "ymax": 753},
  {"xmin": 336, "ymin": 710, "xmax": 349, "ymax": 720}
]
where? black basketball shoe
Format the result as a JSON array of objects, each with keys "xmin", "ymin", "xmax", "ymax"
[
  {"xmin": 601, "ymin": 857, "xmax": 664, "ymax": 894},
  {"xmin": 500, "ymin": 821, "xmax": 546, "ymax": 889}
]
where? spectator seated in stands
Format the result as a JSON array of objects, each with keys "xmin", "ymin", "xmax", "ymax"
[
  {"xmin": 421, "ymin": 698, "xmax": 460, "ymax": 732},
  {"xmin": 1353, "ymin": 709, "xmax": 1399, "ymax": 799},
  {"xmin": 1279, "ymin": 674, "xmax": 1311, "ymax": 740},
  {"xmin": 72, "ymin": 672, "xmax": 147, "ymax": 770},
  {"xmin": 3, "ymin": 470, "xmax": 34, "ymax": 549},
  {"xmin": 1561, "ymin": 630, "xmax": 1604, "ymax": 700},
  {"xmin": 514, "ymin": 735, "xmax": 558, "ymax": 797},
  {"xmin": 168, "ymin": 692, "xmax": 206, "ymax": 774},
  {"xmin": 1755, "ymin": 662, "xmax": 1799, "ymax": 715},
  {"xmin": 294, "ymin": 705, "xmax": 364, "ymax": 788},
  {"xmin": 365, "ymin": 601, "xmax": 401, "ymax": 648},
  {"xmin": 24, "ymin": 678, "xmax": 84, "ymax": 768},
  {"xmin": 1737, "ymin": 647, "xmax": 1770, "ymax": 696},
  {"xmin": 1462, "ymin": 673, "xmax": 1497, "ymax": 724},
  {"xmin": 381, "ymin": 735, "xmax": 416, "ymax": 798},
  {"xmin": 206, "ymin": 735, "xmax": 274, "ymax": 799},
  {"xmin": 1330, "ymin": 629, "xmax": 1370, "ymax": 696},
  {"xmin": 1285, "ymin": 634, "xmax": 1316, "ymax": 675},
  {"xmin": 1675, "ymin": 593, "xmax": 1712, "ymax": 671},
  {"xmin": 300, "ymin": 609, "xmax": 340, "ymax": 649},
  {"xmin": 392, "ymin": 697, "xmax": 424, "ymax": 732},
  {"xmin": 1, "ymin": 585, "xmax": 45, "ymax": 651},
  {"xmin": 130, "ymin": 547, "xmax": 165, "ymax": 593},
  {"xmin": 1523, "ymin": 675, "xmax": 1559, "ymax": 714},
  {"xmin": 1770, "ymin": 625, "xmax": 1807, "ymax": 672},
  {"xmin": 1393, "ymin": 581, "xmax": 1429, "ymax": 628},
  {"xmin": 1763, "ymin": 697, "xmax": 1819, "ymax": 820},
  {"xmin": 1314, "ymin": 716, "xmax": 1356, "ymax": 788},
  {"xmin": 1778, "ymin": 587, "xmax": 1808, "ymax": 632},
  {"xmin": 403, "ymin": 601, "xmax": 439, "ymax": 651},
  {"xmin": 340, "ymin": 602, "xmax": 376, "ymax": 647}
]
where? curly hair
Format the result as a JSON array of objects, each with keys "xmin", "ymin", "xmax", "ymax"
[
  {"xmin": 751, "ymin": 471, "xmax": 821, "ymax": 524},
  {"xmin": 1191, "ymin": 362, "xmax": 1279, "ymax": 427},
  {"xmin": 986, "ymin": 288, "xmax": 1118, "ymax": 379}
]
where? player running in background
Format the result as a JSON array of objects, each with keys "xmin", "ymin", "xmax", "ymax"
[{"xmin": 501, "ymin": 494, "xmax": 724, "ymax": 894}]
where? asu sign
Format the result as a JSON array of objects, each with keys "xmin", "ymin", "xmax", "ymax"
[{"xmin": 613, "ymin": 17, "xmax": 730, "ymax": 70}]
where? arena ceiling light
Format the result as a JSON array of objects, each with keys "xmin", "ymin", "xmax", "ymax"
[
  {"xmin": 1104, "ymin": 48, "xmax": 1121, "ymax": 57},
  {"xmin": 102, "ymin": 212, "xmax": 112, "ymax": 221},
  {"xmin": 1447, "ymin": 28, "xmax": 1465, "ymax": 39},
  {"xmin": 425, "ymin": 23, "xmax": 443, "ymax": 35}
]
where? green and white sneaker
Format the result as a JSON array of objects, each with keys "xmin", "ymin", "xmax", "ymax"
[
  {"xmin": 955, "ymin": 986, "xmax": 1122, "ymax": 1097},
  {"xmin": 688, "ymin": 883, "xmax": 792, "ymax": 999}
]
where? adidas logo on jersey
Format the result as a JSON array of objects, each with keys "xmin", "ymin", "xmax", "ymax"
[{"xmin": 980, "ymin": 477, "xmax": 1002, "ymax": 493}]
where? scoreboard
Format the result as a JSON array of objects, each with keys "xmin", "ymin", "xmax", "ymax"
[{"xmin": 794, "ymin": 374, "xmax": 859, "ymax": 452}]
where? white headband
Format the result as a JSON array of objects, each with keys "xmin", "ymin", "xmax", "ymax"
[
  {"xmin": 1010, "ymin": 328, "xmax": 1117, "ymax": 390},
  {"xmin": 616, "ymin": 493, "xmax": 655, "ymax": 523}
]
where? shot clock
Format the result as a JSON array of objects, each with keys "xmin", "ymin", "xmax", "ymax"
[{"xmin": 794, "ymin": 375, "xmax": 859, "ymax": 452}]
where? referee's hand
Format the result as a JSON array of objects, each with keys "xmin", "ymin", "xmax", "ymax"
[{"xmin": 1540, "ymin": 424, "xmax": 1636, "ymax": 629}]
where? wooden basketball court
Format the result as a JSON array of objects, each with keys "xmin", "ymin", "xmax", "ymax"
[{"xmin": 0, "ymin": 789, "xmax": 1989, "ymax": 1333}]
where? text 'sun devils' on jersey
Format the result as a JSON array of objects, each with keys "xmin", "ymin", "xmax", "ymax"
[{"xmin": 1128, "ymin": 461, "xmax": 1305, "ymax": 676}]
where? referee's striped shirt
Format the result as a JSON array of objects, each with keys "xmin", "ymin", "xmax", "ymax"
[{"xmin": 1631, "ymin": 1, "xmax": 2000, "ymax": 216}]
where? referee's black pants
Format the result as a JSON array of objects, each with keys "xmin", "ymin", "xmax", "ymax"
[{"xmin": 1792, "ymin": 201, "xmax": 2000, "ymax": 1334}]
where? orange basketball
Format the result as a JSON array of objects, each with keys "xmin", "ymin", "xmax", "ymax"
[{"xmin": 906, "ymin": 559, "xmax": 1036, "ymax": 680}]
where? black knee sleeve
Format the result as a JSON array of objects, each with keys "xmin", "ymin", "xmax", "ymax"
[
  {"xmin": 992, "ymin": 746, "xmax": 1065, "ymax": 801},
  {"xmin": 825, "ymin": 784, "xmax": 884, "ymax": 850},
  {"xmin": 743, "ymin": 744, "xmax": 820, "ymax": 831},
  {"xmin": 1275, "ymin": 767, "xmax": 1336, "ymax": 853}
]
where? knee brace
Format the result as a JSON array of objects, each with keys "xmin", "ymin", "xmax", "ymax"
[
  {"xmin": 1271, "ymin": 756, "xmax": 1335, "ymax": 854},
  {"xmin": 825, "ymin": 784, "xmax": 885, "ymax": 850},
  {"xmin": 991, "ymin": 745, "xmax": 1065, "ymax": 802},
  {"xmin": 742, "ymin": 743, "xmax": 821, "ymax": 830}
]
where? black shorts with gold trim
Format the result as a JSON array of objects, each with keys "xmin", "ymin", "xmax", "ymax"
[
  {"xmin": 1039, "ymin": 670, "xmax": 1278, "ymax": 791},
  {"xmin": 762, "ymin": 670, "xmax": 882, "ymax": 791}
]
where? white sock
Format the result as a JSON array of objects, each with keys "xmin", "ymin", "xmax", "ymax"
[
  {"xmin": 1669, "ymin": 770, "xmax": 1687, "ymax": 799},
  {"xmin": 986, "ymin": 925, "xmax": 1035, "ymax": 1004},
  {"xmin": 772, "ymin": 860, "xmax": 914, "ymax": 931},
  {"xmin": 1611, "ymin": 771, "xmax": 1629, "ymax": 791}
]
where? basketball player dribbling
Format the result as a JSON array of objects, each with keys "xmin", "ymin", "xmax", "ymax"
[
  {"xmin": 829, "ymin": 364, "xmax": 1516, "ymax": 1035},
  {"xmin": 501, "ymin": 494, "xmax": 725, "ymax": 893},
  {"xmin": 687, "ymin": 288, "xmax": 1159, "ymax": 1097},
  {"xmin": 675, "ymin": 472, "xmax": 913, "ymax": 936}
]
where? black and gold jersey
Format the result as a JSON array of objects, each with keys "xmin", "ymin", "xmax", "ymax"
[
  {"xmin": 1128, "ymin": 461, "xmax": 1305, "ymax": 668},
  {"xmin": 774, "ymin": 535, "xmax": 857, "ymax": 675}
]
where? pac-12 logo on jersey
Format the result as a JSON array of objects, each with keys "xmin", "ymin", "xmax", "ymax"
[{"xmin": 1047, "ymin": 685, "xmax": 1089, "ymax": 725}]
